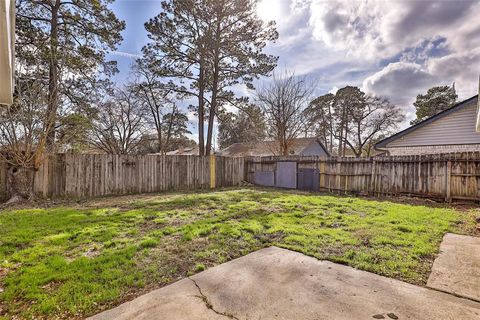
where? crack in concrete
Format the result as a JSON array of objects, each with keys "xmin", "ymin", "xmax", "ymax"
[{"xmin": 188, "ymin": 277, "xmax": 240, "ymax": 320}]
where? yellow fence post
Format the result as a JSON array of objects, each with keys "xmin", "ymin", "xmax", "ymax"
[
  {"xmin": 210, "ymin": 154, "xmax": 216, "ymax": 189},
  {"xmin": 319, "ymin": 158, "xmax": 325, "ymax": 191}
]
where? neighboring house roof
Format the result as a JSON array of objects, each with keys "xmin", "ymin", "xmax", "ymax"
[
  {"xmin": 219, "ymin": 138, "xmax": 330, "ymax": 157},
  {"xmin": 0, "ymin": 0, "xmax": 15, "ymax": 106},
  {"xmin": 375, "ymin": 95, "xmax": 479, "ymax": 150},
  {"xmin": 165, "ymin": 146, "xmax": 199, "ymax": 156}
]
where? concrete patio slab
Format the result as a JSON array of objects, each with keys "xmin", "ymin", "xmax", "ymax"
[
  {"xmin": 89, "ymin": 247, "xmax": 480, "ymax": 320},
  {"xmin": 427, "ymin": 233, "xmax": 480, "ymax": 302}
]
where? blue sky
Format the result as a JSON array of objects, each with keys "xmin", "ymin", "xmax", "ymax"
[
  {"xmin": 106, "ymin": 0, "xmax": 480, "ymax": 137},
  {"xmin": 107, "ymin": 0, "xmax": 157, "ymax": 80}
]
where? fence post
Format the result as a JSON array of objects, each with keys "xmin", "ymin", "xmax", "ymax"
[
  {"xmin": 0, "ymin": 161, "xmax": 7, "ymax": 201},
  {"xmin": 318, "ymin": 158, "xmax": 325, "ymax": 191},
  {"xmin": 210, "ymin": 155, "xmax": 216, "ymax": 189},
  {"xmin": 244, "ymin": 157, "xmax": 249, "ymax": 182},
  {"xmin": 445, "ymin": 160, "xmax": 451, "ymax": 202},
  {"xmin": 42, "ymin": 156, "xmax": 49, "ymax": 197},
  {"xmin": 344, "ymin": 158, "xmax": 349, "ymax": 194},
  {"xmin": 370, "ymin": 159, "xmax": 376, "ymax": 195}
]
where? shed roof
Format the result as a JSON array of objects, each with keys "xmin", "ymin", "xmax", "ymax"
[{"xmin": 165, "ymin": 146, "xmax": 200, "ymax": 155}]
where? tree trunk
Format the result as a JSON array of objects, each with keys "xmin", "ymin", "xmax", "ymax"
[
  {"xmin": 329, "ymin": 106, "xmax": 334, "ymax": 153},
  {"xmin": 152, "ymin": 105, "xmax": 162, "ymax": 154},
  {"xmin": 6, "ymin": 166, "xmax": 36, "ymax": 204},
  {"xmin": 205, "ymin": 75, "xmax": 218, "ymax": 155},
  {"xmin": 141, "ymin": 84, "xmax": 163, "ymax": 153},
  {"xmin": 46, "ymin": 1, "xmax": 60, "ymax": 151},
  {"xmin": 198, "ymin": 60, "xmax": 205, "ymax": 156},
  {"xmin": 164, "ymin": 107, "xmax": 175, "ymax": 153},
  {"xmin": 281, "ymin": 129, "xmax": 288, "ymax": 155},
  {"xmin": 157, "ymin": 127, "xmax": 163, "ymax": 154},
  {"xmin": 337, "ymin": 125, "xmax": 343, "ymax": 156},
  {"xmin": 205, "ymin": 22, "xmax": 222, "ymax": 156}
]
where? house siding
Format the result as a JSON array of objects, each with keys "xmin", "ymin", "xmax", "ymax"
[
  {"xmin": 387, "ymin": 144, "xmax": 480, "ymax": 156},
  {"xmin": 387, "ymin": 98, "xmax": 480, "ymax": 147}
]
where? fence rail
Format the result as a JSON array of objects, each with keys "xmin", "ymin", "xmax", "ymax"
[{"xmin": 1, "ymin": 152, "xmax": 480, "ymax": 202}]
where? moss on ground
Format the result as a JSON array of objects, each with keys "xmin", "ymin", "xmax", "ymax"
[{"xmin": 0, "ymin": 189, "xmax": 476, "ymax": 319}]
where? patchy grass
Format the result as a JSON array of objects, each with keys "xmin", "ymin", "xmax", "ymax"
[{"xmin": 0, "ymin": 189, "xmax": 477, "ymax": 319}]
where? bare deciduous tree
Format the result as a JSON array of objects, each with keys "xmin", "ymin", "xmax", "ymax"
[
  {"xmin": 131, "ymin": 61, "xmax": 175, "ymax": 154},
  {"xmin": 257, "ymin": 71, "xmax": 314, "ymax": 155},
  {"xmin": 89, "ymin": 88, "xmax": 145, "ymax": 154},
  {"xmin": 130, "ymin": 62, "xmax": 193, "ymax": 154}
]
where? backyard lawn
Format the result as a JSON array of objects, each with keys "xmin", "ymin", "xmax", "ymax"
[{"xmin": 0, "ymin": 188, "xmax": 477, "ymax": 319}]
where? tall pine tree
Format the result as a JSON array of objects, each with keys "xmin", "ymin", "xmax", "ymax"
[
  {"xmin": 411, "ymin": 84, "xmax": 457, "ymax": 125},
  {"xmin": 142, "ymin": 0, "xmax": 278, "ymax": 155},
  {"xmin": 16, "ymin": 0, "xmax": 125, "ymax": 150}
]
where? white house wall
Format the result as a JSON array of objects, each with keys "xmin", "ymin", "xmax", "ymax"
[
  {"xmin": 387, "ymin": 97, "xmax": 480, "ymax": 148},
  {"xmin": 0, "ymin": 0, "xmax": 15, "ymax": 105}
]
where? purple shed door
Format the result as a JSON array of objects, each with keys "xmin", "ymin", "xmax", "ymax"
[
  {"xmin": 298, "ymin": 168, "xmax": 320, "ymax": 191},
  {"xmin": 276, "ymin": 162, "xmax": 297, "ymax": 189},
  {"xmin": 254, "ymin": 171, "xmax": 275, "ymax": 187}
]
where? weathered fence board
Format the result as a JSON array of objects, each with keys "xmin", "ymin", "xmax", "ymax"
[{"xmin": 0, "ymin": 161, "xmax": 7, "ymax": 201}]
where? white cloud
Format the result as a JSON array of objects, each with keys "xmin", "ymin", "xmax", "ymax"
[
  {"xmin": 309, "ymin": 0, "xmax": 389, "ymax": 60},
  {"xmin": 362, "ymin": 62, "xmax": 436, "ymax": 105},
  {"xmin": 364, "ymin": 47, "xmax": 480, "ymax": 106},
  {"xmin": 308, "ymin": 0, "xmax": 480, "ymax": 61},
  {"xmin": 427, "ymin": 47, "xmax": 480, "ymax": 96},
  {"xmin": 109, "ymin": 50, "xmax": 142, "ymax": 59}
]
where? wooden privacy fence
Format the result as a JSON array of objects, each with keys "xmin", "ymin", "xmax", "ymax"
[
  {"xmin": 0, "ymin": 154, "xmax": 246, "ymax": 201},
  {"xmin": 2, "ymin": 153, "xmax": 480, "ymax": 202},
  {"xmin": 246, "ymin": 153, "xmax": 480, "ymax": 202}
]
